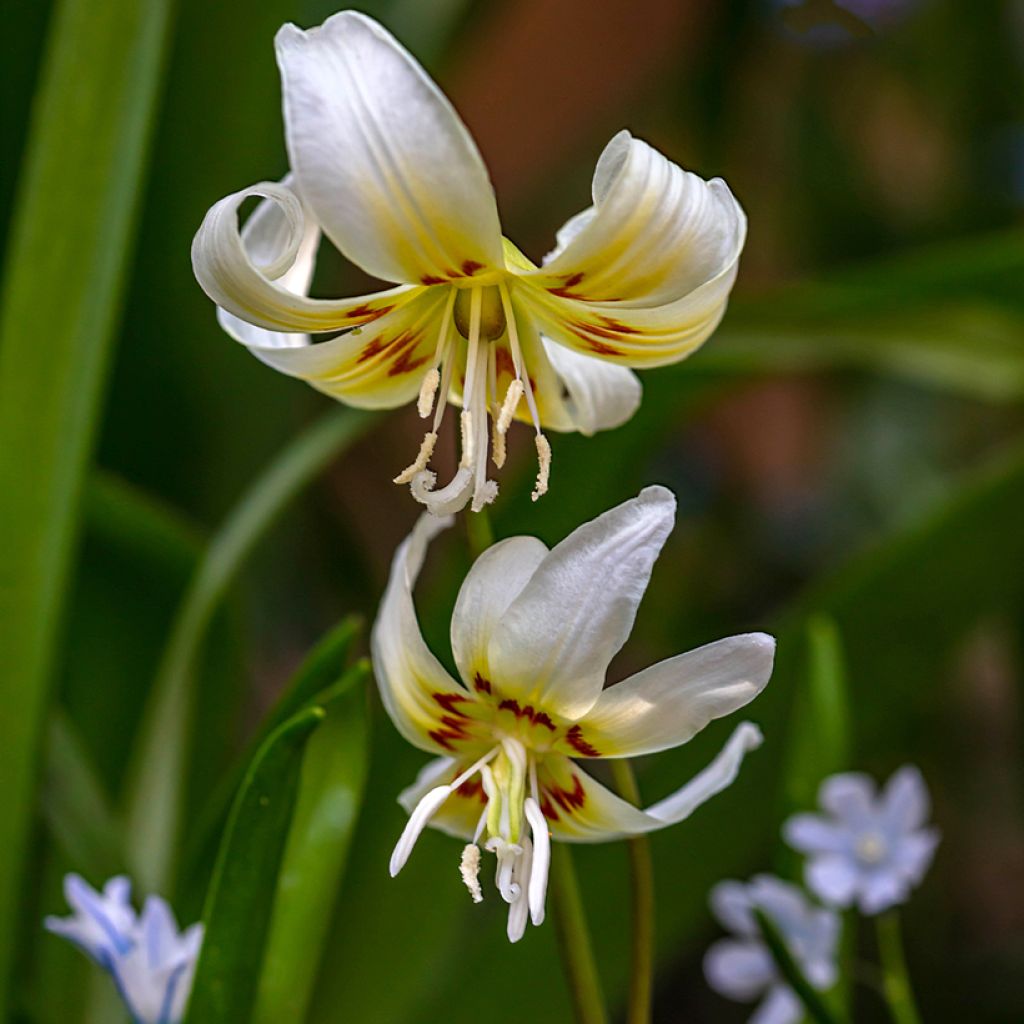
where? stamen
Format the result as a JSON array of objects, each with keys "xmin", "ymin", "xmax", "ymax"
[
  {"xmin": 389, "ymin": 786, "xmax": 452, "ymax": 877},
  {"xmin": 524, "ymin": 797, "xmax": 550, "ymax": 926},
  {"xmin": 460, "ymin": 845, "xmax": 484, "ymax": 903},
  {"xmin": 460, "ymin": 410, "xmax": 474, "ymax": 467},
  {"xmin": 491, "ymin": 420, "xmax": 507, "ymax": 470},
  {"xmin": 496, "ymin": 379, "xmax": 524, "ymax": 436},
  {"xmin": 506, "ymin": 836, "xmax": 533, "ymax": 943},
  {"xmin": 393, "ymin": 431, "xmax": 437, "ymax": 485},
  {"xmin": 417, "ymin": 367, "xmax": 440, "ymax": 419},
  {"xmin": 532, "ymin": 434, "xmax": 551, "ymax": 502}
]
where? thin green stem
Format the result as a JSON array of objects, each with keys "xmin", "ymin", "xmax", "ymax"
[
  {"xmin": 876, "ymin": 912, "xmax": 922, "ymax": 1024},
  {"xmin": 610, "ymin": 760, "xmax": 655, "ymax": 1024},
  {"xmin": 755, "ymin": 909, "xmax": 842, "ymax": 1024},
  {"xmin": 123, "ymin": 409, "xmax": 375, "ymax": 893},
  {"xmin": 550, "ymin": 845, "xmax": 609, "ymax": 1024},
  {"xmin": 465, "ymin": 506, "xmax": 495, "ymax": 559}
]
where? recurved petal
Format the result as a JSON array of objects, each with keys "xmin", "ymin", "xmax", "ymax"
[
  {"xmin": 486, "ymin": 487, "xmax": 676, "ymax": 721},
  {"xmin": 541, "ymin": 337, "xmax": 642, "ymax": 435},
  {"xmin": 530, "ymin": 131, "xmax": 745, "ymax": 305},
  {"xmin": 538, "ymin": 722, "xmax": 762, "ymax": 842},
  {"xmin": 251, "ymin": 287, "xmax": 452, "ymax": 411},
  {"xmin": 193, "ymin": 179, "xmax": 419, "ymax": 334},
  {"xmin": 276, "ymin": 12, "xmax": 503, "ymax": 286},
  {"xmin": 571, "ymin": 633, "xmax": 774, "ymax": 758},
  {"xmin": 371, "ymin": 514, "xmax": 490, "ymax": 755},
  {"xmin": 450, "ymin": 536, "xmax": 549, "ymax": 686}
]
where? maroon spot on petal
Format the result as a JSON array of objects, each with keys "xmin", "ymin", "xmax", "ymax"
[
  {"xmin": 473, "ymin": 672, "xmax": 492, "ymax": 695},
  {"xmin": 347, "ymin": 303, "xmax": 394, "ymax": 320},
  {"xmin": 565, "ymin": 725, "xmax": 601, "ymax": 757},
  {"xmin": 598, "ymin": 315, "xmax": 639, "ymax": 334},
  {"xmin": 421, "ymin": 274, "xmax": 447, "ymax": 286},
  {"xmin": 549, "ymin": 774, "xmax": 587, "ymax": 814},
  {"xmin": 585, "ymin": 338, "xmax": 623, "ymax": 357},
  {"xmin": 356, "ymin": 337, "xmax": 388, "ymax": 363},
  {"xmin": 497, "ymin": 698, "xmax": 557, "ymax": 731},
  {"xmin": 461, "ymin": 259, "xmax": 484, "ymax": 276},
  {"xmin": 433, "ymin": 692, "xmax": 471, "ymax": 716},
  {"xmin": 540, "ymin": 795, "xmax": 559, "ymax": 821}
]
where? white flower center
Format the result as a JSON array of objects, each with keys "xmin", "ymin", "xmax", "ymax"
[
  {"xmin": 855, "ymin": 831, "xmax": 888, "ymax": 865},
  {"xmin": 393, "ymin": 280, "xmax": 550, "ymax": 514}
]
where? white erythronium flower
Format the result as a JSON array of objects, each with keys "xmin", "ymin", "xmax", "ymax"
[
  {"xmin": 191, "ymin": 11, "xmax": 746, "ymax": 515},
  {"xmin": 784, "ymin": 766, "xmax": 940, "ymax": 914},
  {"xmin": 372, "ymin": 486, "xmax": 775, "ymax": 941},
  {"xmin": 45, "ymin": 874, "xmax": 202, "ymax": 1024},
  {"xmin": 704, "ymin": 874, "xmax": 840, "ymax": 1024}
]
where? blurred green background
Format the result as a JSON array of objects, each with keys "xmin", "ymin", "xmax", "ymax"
[{"xmin": 1, "ymin": 0, "xmax": 1023, "ymax": 1021}]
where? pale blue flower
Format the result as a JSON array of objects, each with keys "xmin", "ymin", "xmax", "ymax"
[
  {"xmin": 45, "ymin": 874, "xmax": 202, "ymax": 1024},
  {"xmin": 784, "ymin": 766, "xmax": 940, "ymax": 914},
  {"xmin": 705, "ymin": 875, "xmax": 839, "ymax": 1024}
]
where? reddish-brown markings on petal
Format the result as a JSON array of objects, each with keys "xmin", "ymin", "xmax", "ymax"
[
  {"xmin": 547, "ymin": 774, "xmax": 587, "ymax": 815},
  {"xmin": 473, "ymin": 672, "xmax": 492, "ymax": 695},
  {"xmin": 598, "ymin": 315, "xmax": 639, "ymax": 334},
  {"xmin": 347, "ymin": 303, "xmax": 394, "ymax": 321},
  {"xmin": 421, "ymin": 275, "xmax": 447, "ymax": 286},
  {"xmin": 498, "ymin": 698, "xmax": 556, "ymax": 731},
  {"xmin": 586, "ymin": 338, "xmax": 623, "ymax": 357},
  {"xmin": 548, "ymin": 271, "xmax": 586, "ymax": 299},
  {"xmin": 565, "ymin": 724, "xmax": 600, "ymax": 757},
  {"xmin": 494, "ymin": 347, "xmax": 517, "ymax": 379},
  {"xmin": 461, "ymin": 260, "xmax": 484, "ymax": 276},
  {"xmin": 388, "ymin": 346, "xmax": 430, "ymax": 377},
  {"xmin": 453, "ymin": 776, "xmax": 487, "ymax": 803},
  {"xmin": 433, "ymin": 692, "xmax": 471, "ymax": 716},
  {"xmin": 540, "ymin": 795, "xmax": 559, "ymax": 821},
  {"xmin": 356, "ymin": 337, "xmax": 388, "ymax": 363}
]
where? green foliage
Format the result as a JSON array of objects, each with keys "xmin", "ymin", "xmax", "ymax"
[
  {"xmin": 184, "ymin": 707, "xmax": 325, "ymax": 1024},
  {"xmin": 0, "ymin": 0, "xmax": 174, "ymax": 1012}
]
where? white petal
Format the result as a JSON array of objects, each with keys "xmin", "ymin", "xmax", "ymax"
[
  {"xmin": 573, "ymin": 633, "xmax": 775, "ymax": 757},
  {"xmin": 486, "ymin": 487, "xmax": 676, "ymax": 720},
  {"xmin": 881, "ymin": 765, "xmax": 931, "ymax": 833},
  {"xmin": 449, "ymin": 536, "xmax": 549, "ymax": 685},
  {"xmin": 703, "ymin": 939, "xmax": 774, "ymax": 1001},
  {"xmin": 192, "ymin": 179, "xmax": 418, "ymax": 333},
  {"xmin": 541, "ymin": 337, "xmax": 642, "ymax": 435},
  {"xmin": 538, "ymin": 721, "xmax": 762, "ymax": 842},
  {"xmin": 371, "ymin": 514, "xmax": 488, "ymax": 754},
  {"xmin": 530, "ymin": 131, "xmax": 745, "ymax": 306},
  {"xmin": 783, "ymin": 813, "xmax": 852, "ymax": 855},
  {"xmin": 818, "ymin": 772, "xmax": 878, "ymax": 827},
  {"xmin": 804, "ymin": 853, "xmax": 861, "ymax": 908},
  {"xmin": 276, "ymin": 12, "xmax": 502, "ymax": 285}
]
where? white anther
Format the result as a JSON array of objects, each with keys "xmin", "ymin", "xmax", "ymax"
[
  {"xmin": 532, "ymin": 434, "xmax": 551, "ymax": 502},
  {"xmin": 460, "ymin": 844, "xmax": 484, "ymax": 904},
  {"xmin": 491, "ymin": 419, "xmax": 507, "ymax": 469},
  {"xmin": 417, "ymin": 367, "xmax": 440, "ymax": 419},
  {"xmin": 393, "ymin": 431, "xmax": 437, "ymax": 485},
  {"xmin": 460, "ymin": 410, "xmax": 474, "ymax": 467}
]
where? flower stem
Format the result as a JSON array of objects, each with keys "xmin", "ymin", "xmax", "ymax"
[
  {"xmin": 465, "ymin": 506, "xmax": 494, "ymax": 558},
  {"xmin": 876, "ymin": 912, "xmax": 922, "ymax": 1024},
  {"xmin": 755, "ymin": 909, "xmax": 843, "ymax": 1024},
  {"xmin": 610, "ymin": 759, "xmax": 655, "ymax": 1024},
  {"xmin": 550, "ymin": 844, "xmax": 609, "ymax": 1024}
]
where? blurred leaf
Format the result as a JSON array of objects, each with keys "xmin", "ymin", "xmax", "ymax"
[
  {"xmin": 781, "ymin": 615, "xmax": 852, "ymax": 816},
  {"xmin": 123, "ymin": 409, "xmax": 375, "ymax": 894},
  {"xmin": 40, "ymin": 712, "xmax": 125, "ymax": 882},
  {"xmin": 184, "ymin": 706, "xmax": 325, "ymax": 1024},
  {"xmin": 180, "ymin": 615, "xmax": 364, "ymax": 893},
  {"xmin": 0, "ymin": 0, "xmax": 175, "ymax": 1009},
  {"xmin": 254, "ymin": 662, "xmax": 372, "ymax": 1024}
]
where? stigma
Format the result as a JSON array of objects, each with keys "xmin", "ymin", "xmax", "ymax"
[{"xmin": 393, "ymin": 281, "xmax": 552, "ymax": 515}]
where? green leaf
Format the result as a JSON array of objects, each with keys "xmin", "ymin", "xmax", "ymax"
[
  {"xmin": 184, "ymin": 707, "xmax": 325, "ymax": 1024},
  {"xmin": 40, "ymin": 712, "xmax": 125, "ymax": 882},
  {"xmin": 123, "ymin": 409, "xmax": 375, "ymax": 894},
  {"xmin": 254, "ymin": 662, "xmax": 372, "ymax": 1024},
  {"xmin": 180, "ymin": 616, "xmax": 364, "ymax": 894},
  {"xmin": 0, "ymin": 0, "xmax": 175, "ymax": 1009},
  {"xmin": 781, "ymin": 615, "xmax": 852, "ymax": 816}
]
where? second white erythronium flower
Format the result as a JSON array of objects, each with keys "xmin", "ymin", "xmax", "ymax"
[
  {"xmin": 704, "ymin": 875, "xmax": 840, "ymax": 1024},
  {"xmin": 44, "ymin": 874, "xmax": 202, "ymax": 1024},
  {"xmin": 372, "ymin": 486, "xmax": 775, "ymax": 941},
  {"xmin": 784, "ymin": 766, "xmax": 940, "ymax": 914},
  {"xmin": 191, "ymin": 10, "xmax": 746, "ymax": 515}
]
